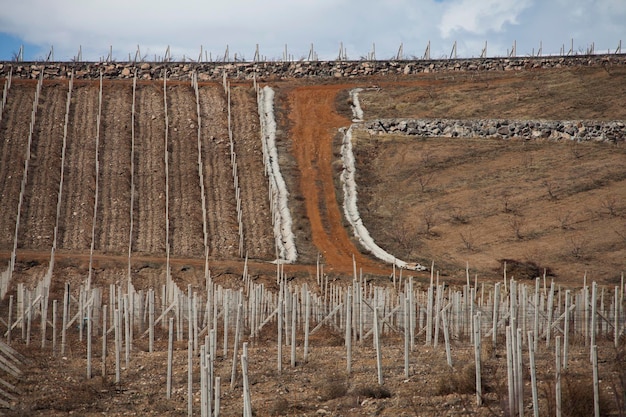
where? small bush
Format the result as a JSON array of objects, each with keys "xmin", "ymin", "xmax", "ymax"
[
  {"xmin": 269, "ymin": 397, "xmax": 290, "ymax": 416},
  {"xmin": 561, "ymin": 373, "xmax": 610, "ymax": 417},
  {"xmin": 435, "ymin": 364, "xmax": 476, "ymax": 396},
  {"xmin": 352, "ymin": 385, "xmax": 392, "ymax": 399},
  {"xmin": 318, "ymin": 375, "xmax": 348, "ymax": 401}
]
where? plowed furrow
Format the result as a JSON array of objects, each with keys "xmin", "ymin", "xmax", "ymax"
[
  {"xmin": 0, "ymin": 83, "xmax": 35, "ymax": 250},
  {"xmin": 230, "ymin": 87, "xmax": 274, "ymax": 260},
  {"xmin": 197, "ymin": 86, "xmax": 238, "ymax": 258},
  {"xmin": 134, "ymin": 84, "xmax": 166, "ymax": 255},
  {"xmin": 166, "ymin": 85, "xmax": 204, "ymax": 258},
  {"xmin": 96, "ymin": 83, "xmax": 132, "ymax": 254},
  {"xmin": 59, "ymin": 84, "xmax": 98, "ymax": 251},
  {"xmin": 19, "ymin": 82, "xmax": 65, "ymax": 250}
]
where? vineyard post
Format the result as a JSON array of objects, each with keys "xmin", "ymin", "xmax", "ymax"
[
  {"xmin": 534, "ymin": 279, "xmax": 539, "ymax": 352},
  {"xmin": 277, "ymin": 291, "xmax": 283, "ymax": 373},
  {"xmin": 434, "ymin": 283, "xmax": 442, "ymax": 347},
  {"xmin": 590, "ymin": 282, "xmax": 597, "ymax": 362},
  {"xmin": 230, "ymin": 303, "xmax": 242, "ymax": 389},
  {"xmin": 563, "ymin": 290, "xmax": 570, "ymax": 369},
  {"xmin": 506, "ymin": 326, "xmax": 515, "ymax": 415},
  {"xmin": 200, "ymin": 346, "xmax": 207, "ymax": 416},
  {"xmin": 114, "ymin": 309, "xmax": 120, "ymax": 383},
  {"xmin": 223, "ymin": 294, "xmax": 229, "ymax": 357},
  {"xmin": 25, "ymin": 291, "xmax": 31, "ymax": 346},
  {"xmin": 528, "ymin": 331, "xmax": 538, "ymax": 417},
  {"xmin": 592, "ymin": 344, "xmax": 600, "ymax": 417},
  {"xmin": 187, "ymin": 340, "xmax": 193, "ymax": 417},
  {"xmin": 474, "ymin": 313, "xmax": 482, "ymax": 406},
  {"xmin": 290, "ymin": 293, "xmax": 297, "ymax": 367},
  {"xmin": 102, "ymin": 305, "xmax": 107, "ymax": 378},
  {"xmin": 516, "ymin": 327, "xmax": 523, "ymax": 414},
  {"xmin": 304, "ymin": 290, "xmax": 310, "ymax": 362},
  {"xmin": 346, "ymin": 290, "xmax": 352, "ymax": 373},
  {"xmin": 404, "ymin": 295, "xmax": 410, "ymax": 376},
  {"xmin": 442, "ymin": 307, "xmax": 452, "ymax": 367},
  {"xmin": 374, "ymin": 307, "xmax": 383, "ymax": 385},
  {"xmin": 492, "ymin": 283, "xmax": 500, "ymax": 348},
  {"xmin": 149, "ymin": 289, "xmax": 154, "ymax": 353},
  {"xmin": 408, "ymin": 277, "xmax": 415, "ymax": 351},
  {"xmin": 615, "ymin": 286, "xmax": 619, "ymax": 347},
  {"xmin": 214, "ymin": 376, "xmax": 221, "ymax": 417},
  {"xmin": 426, "ymin": 284, "xmax": 433, "ymax": 345},
  {"xmin": 87, "ymin": 305, "xmax": 92, "ymax": 379},
  {"xmin": 555, "ymin": 336, "xmax": 562, "ymax": 417},
  {"xmin": 167, "ymin": 317, "xmax": 174, "ymax": 399},
  {"xmin": 242, "ymin": 342, "xmax": 252, "ymax": 417},
  {"xmin": 6, "ymin": 295, "xmax": 12, "ymax": 344},
  {"xmin": 51, "ymin": 299, "xmax": 57, "ymax": 353},
  {"xmin": 546, "ymin": 281, "xmax": 554, "ymax": 347}
]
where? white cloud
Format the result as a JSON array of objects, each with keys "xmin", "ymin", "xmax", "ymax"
[
  {"xmin": 0, "ymin": 0, "xmax": 623, "ymax": 60},
  {"xmin": 439, "ymin": 0, "xmax": 533, "ymax": 38}
]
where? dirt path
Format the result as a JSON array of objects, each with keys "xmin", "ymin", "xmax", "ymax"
[
  {"xmin": 58, "ymin": 83, "xmax": 98, "ymax": 251},
  {"xmin": 197, "ymin": 85, "xmax": 239, "ymax": 259},
  {"xmin": 166, "ymin": 84, "xmax": 205, "ymax": 258},
  {"xmin": 133, "ymin": 83, "xmax": 167, "ymax": 255},
  {"xmin": 0, "ymin": 82, "xmax": 35, "ymax": 250},
  {"xmin": 97, "ymin": 82, "xmax": 132, "ymax": 254},
  {"xmin": 286, "ymin": 84, "xmax": 390, "ymax": 276},
  {"xmin": 230, "ymin": 86, "xmax": 274, "ymax": 260}
]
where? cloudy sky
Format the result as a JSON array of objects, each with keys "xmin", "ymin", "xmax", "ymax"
[{"xmin": 0, "ymin": 0, "xmax": 624, "ymax": 61}]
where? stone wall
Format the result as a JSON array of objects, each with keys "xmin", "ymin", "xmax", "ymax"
[
  {"xmin": 362, "ymin": 119, "xmax": 626, "ymax": 143},
  {"xmin": 1, "ymin": 54, "xmax": 625, "ymax": 81}
]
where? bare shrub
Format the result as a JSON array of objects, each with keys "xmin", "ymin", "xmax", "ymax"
[
  {"xmin": 460, "ymin": 229, "xmax": 476, "ymax": 252},
  {"xmin": 351, "ymin": 385, "xmax": 392, "ymax": 399},
  {"xmin": 416, "ymin": 170, "xmax": 435, "ymax": 192},
  {"xmin": 567, "ymin": 235, "xmax": 588, "ymax": 259},
  {"xmin": 450, "ymin": 206, "xmax": 469, "ymax": 224},
  {"xmin": 501, "ymin": 191, "xmax": 514, "ymax": 213},
  {"xmin": 435, "ymin": 364, "xmax": 476, "ymax": 396},
  {"xmin": 508, "ymin": 215, "xmax": 525, "ymax": 240},
  {"xmin": 269, "ymin": 397, "xmax": 290, "ymax": 416},
  {"xmin": 318, "ymin": 375, "xmax": 348, "ymax": 401},
  {"xmin": 556, "ymin": 209, "xmax": 575, "ymax": 230},
  {"xmin": 498, "ymin": 259, "xmax": 553, "ymax": 281},
  {"xmin": 600, "ymin": 195, "xmax": 620, "ymax": 217},
  {"xmin": 560, "ymin": 372, "xmax": 610, "ymax": 417},
  {"xmin": 542, "ymin": 180, "xmax": 559, "ymax": 201},
  {"xmin": 422, "ymin": 207, "xmax": 437, "ymax": 236}
]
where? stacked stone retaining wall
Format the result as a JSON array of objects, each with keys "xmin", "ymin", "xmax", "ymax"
[
  {"xmin": 1, "ymin": 54, "xmax": 625, "ymax": 81},
  {"xmin": 362, "ymin": 119, "xmax": 626, "ymax": 143}
]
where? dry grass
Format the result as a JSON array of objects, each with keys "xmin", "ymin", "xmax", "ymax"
[{"xmin": 351, "ymin": 133, "xmax": 626, "ymax": 283}]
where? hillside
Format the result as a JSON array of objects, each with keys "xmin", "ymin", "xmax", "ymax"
[{"xmin": 0, "ymin": 60, "xmax": 624, "ymax": 416}]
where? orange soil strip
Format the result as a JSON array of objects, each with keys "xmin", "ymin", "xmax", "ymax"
[{"xmin": 287, "ymin": 84, "xmax": 390, "ymax": 276}]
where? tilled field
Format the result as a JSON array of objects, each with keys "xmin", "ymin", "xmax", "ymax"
[
  {"xmin": 58, "ymin": 83, "xmax": 98, "ymax": 252},
  {"xmin": 0, "ymin": 79, "xmax": 275, "ymax": 265},
  {"xmin": 0, "ymin": 82, "xmax": 36, "ymax": 250}
]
